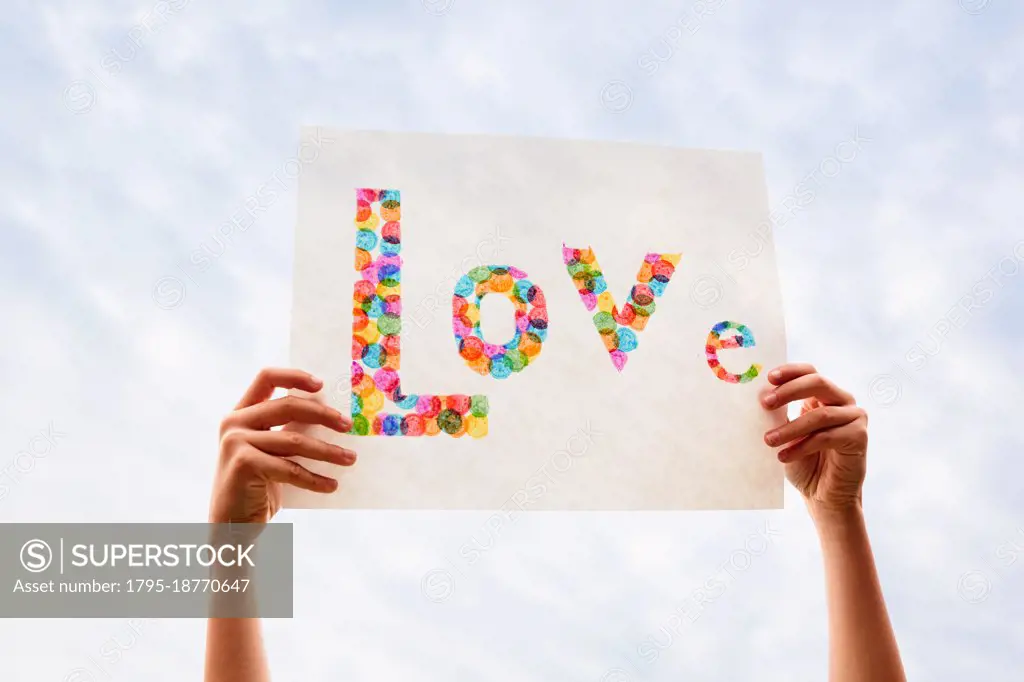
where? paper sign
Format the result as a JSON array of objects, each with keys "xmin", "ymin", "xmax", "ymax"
[{"xmin": 285, "ymin": 128, "xmax": 787, "ymax": 510}]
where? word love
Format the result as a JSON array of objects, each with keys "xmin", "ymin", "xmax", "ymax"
[{"xmin": 349, "ymin": 188, "xmax": 761, "ymax": 438}]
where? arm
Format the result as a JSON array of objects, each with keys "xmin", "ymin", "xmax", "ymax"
[
  {"xmin": 762, "ymin": 363, "xmax": 905, "ymax": 682},
  {"xmin": 204, "ymin": 368, "xmax": 354, "ymax": 682},
  {"xmin": 204, "ymin": 553, "xmax": 268, "ymax": 682},
  {"xmin": 205, "ymin": 609, "xmax": 269, "ymax": 682},
  {"xmin": 812, "ymin": 505, "xmax": 905, "ymax": 682}
]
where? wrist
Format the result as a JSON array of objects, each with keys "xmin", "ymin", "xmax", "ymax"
[{"xmin": 807, "ymin": 500, "xmax": 865, "ymax": 536}]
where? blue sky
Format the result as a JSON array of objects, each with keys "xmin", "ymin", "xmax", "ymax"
[{"xmin": 1, "ymin": 0, "xmax": 1023, "ymax": 679}]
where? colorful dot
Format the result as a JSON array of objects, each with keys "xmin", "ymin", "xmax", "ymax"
[
  {"xmin": 437, "ymin": 409, "xmax": 463, "ymax": 434},
  {"xmin": 350, "ymin": 188, "xmax": 488, "ymax": 438},
  {"xmin": 470, "ymin": 395, "xmax": 489, "ymax": 417},
  {"xmin": 616, "ymin": 328, "xmax": 638, "ymax": 352},
  {"xmin": 377, "ymin": 313, "xmax": 401, "ymax": 336},
  {"xmin": 452, "ymin": 265, "xmax": 546, "ymax": 380},
  {"xmin": 356, "ymin": 229, "xmax": 378, "ymax": 251},
  {"xmin": 563, "ymin": 244, "xmax": 681, "ymax": 373}
]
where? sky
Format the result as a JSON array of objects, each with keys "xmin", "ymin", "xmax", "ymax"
[{"xmin": 1, "ymin": 0, "xmax": 1023, "ymax": 679}]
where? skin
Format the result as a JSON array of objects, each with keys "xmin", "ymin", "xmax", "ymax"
[
  {"xmin": 205, "ymin": 369, "xmax": 354, "ymax": 682},
  {"xmin": 205, "ymin": 364, "xmax": 906, "ymax": 682},
  {"xmin": 761, "ymin": 363, "xmax": 906, "ymax": 682}
]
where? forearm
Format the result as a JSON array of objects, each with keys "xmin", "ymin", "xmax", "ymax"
[
  {"xmin": 205, "ymin": 616, "xmax": 270, "ymax": 682},
  {"xmin": 204, "ymin": 532, "xmax": 270, "ymax": 682},
  {"xmin": 813, "ymin": 504, "xmax": 905, "ymax": 682}
]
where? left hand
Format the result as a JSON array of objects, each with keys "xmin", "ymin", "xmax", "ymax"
[{"xmin": 760, "ymin": 363, "xmax": 869, "ymax": 516}]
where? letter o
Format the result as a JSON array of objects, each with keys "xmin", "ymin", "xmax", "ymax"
[{"xmin": 452, "ymin": 265, "xmax": 548, "ymax": 380}]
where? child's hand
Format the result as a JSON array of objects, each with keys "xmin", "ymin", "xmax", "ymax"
[
  {"xmin": 209, "ymin": 368, "xmax": 354, "ymax": 524},
  {"xmin": 761, "ymin": 363, "xmax": 868, "ymax": 518}
]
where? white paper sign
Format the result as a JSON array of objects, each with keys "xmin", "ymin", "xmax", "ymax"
[{"xmin": 285, "ymin": 128, "xmax": 787, "ymax": 510}]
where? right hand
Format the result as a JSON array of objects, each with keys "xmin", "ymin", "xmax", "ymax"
[
  {"xmin": 760, "ymin": 363, "xmax": 868, "ymax": 519},
  {"xmin": 209, "ymin": 368, "xmax": 355, "ymax": 524}
]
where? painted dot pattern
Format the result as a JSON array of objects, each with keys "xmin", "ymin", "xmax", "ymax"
[
  {"xmin": 562, "ymin": 244, "xmax": 681, "ymax": 372},
  {"xmin": 706, "ymin": 321, "xmax": 761, "ymax": 383},
  {"xmin": 452, "ymin": 266, "xmax": 548, "ymax": 379},
  {"xmin": 351, "ymin": 188, "xmax": 489, "ymax": 438}
]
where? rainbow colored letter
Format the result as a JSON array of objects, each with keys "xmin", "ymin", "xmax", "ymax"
[
  {"xmin": 452, "ymin": 266, "xmax": 548, "ymax": 379},
  {"xmin": 351, "ymin": 188, "xmax": 489, "ymax": 438},
  {"xmin": 562, "ymin": 245, "xmax": 681, "ymax": 371},
  {"xmin": 705, "ymin": 321, "xmax": 761, "ymax": 383}
]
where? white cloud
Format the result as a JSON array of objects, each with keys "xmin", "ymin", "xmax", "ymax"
[{"xmin": 1, "ymin": 0, "xmax": 1021, "ymax": 680}]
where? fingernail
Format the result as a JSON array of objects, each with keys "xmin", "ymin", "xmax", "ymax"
[
  {"xmin": 310, "ymin": 375, "xmax": 323, "ymax": 387},
  {"xmin": 769, "ymin": 369, "xmax": 781, "ymax": 381},
  {"xmin": 777, "ymin": 451, "xmax": 788, "ymax": 463},
  {"xmin": 763, "ymin": 392, "xmax": 778, "ymax": 407},
  {"xmin": 765, "ymin": 432, "xmax": 780, "ymax": 446}
]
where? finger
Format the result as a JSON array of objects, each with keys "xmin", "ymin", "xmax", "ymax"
[
  {"xmin": 765, "ymin": 405, "xmax": 863, "ymax": 447},
  {"xmin": 762, "ymin": 373, "xmax": 855, "ymax": 410},
  {"xmin": 236, "ymin": 368, "xmax": 323, "ymax": 409},
  {"xmin": 776, "ymin": 421, "xmax": 867, "ymax": 462},
  {"xmin": 232, "ymin": 395, "xmax": 351, "ymax": 432},
  {"xmin": 242, "ymin": 450, "xmax": 339, "ymax": 493},
  {"xmin": 247, "ymin": 430, "xmax": 357, "ymax": 466},
  {"xmin": 766, "ymin": 363, "xmax": 817, "ymax": 386}
]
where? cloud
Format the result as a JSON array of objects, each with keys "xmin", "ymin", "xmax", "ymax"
[{"xmin": 1, "ymin": 0, "xmax": 1022, "ymax": 680}]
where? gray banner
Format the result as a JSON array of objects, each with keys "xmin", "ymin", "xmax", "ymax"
[{"xmin": 0, "ymin": 523, "xmax": 292, "ymax": 618}]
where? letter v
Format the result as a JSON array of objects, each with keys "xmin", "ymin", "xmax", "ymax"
[{"xmin": 562, "ymin": 244, "xmax": 681, "ymax": 371}]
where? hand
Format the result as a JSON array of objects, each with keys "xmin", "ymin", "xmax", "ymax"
[
  {"xmin": 760, "ymin": 363, "xmax": 868, "ymax": 519},
  {"xmin": 209, "ymin": 368, "xmax": 355, "ymax": 524}
]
